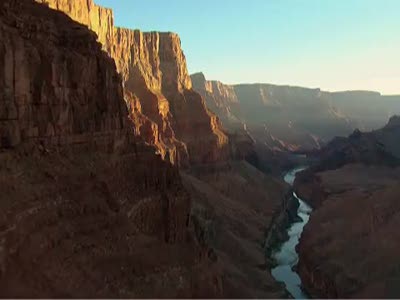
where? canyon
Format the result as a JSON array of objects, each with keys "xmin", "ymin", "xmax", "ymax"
[
  {"xmin": 2, "ymin": 0, "xmax": 400, "ymax": 298},
  {"xmin": 294, "ymin": 116, "xmax": 400, "ymax": 298},
  {"xmin": 191, "ymin": 72, "xmax": 400, "ymax": 152},
  {"xmin": 0, "ymin": 0, "xmax": 292, "ymax": 298}
]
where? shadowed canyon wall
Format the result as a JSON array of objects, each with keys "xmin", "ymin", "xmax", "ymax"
[
  {"xmin": 293, "ymin": 116, "xmax": 400, "ymax": 298},
  {"xmin": 37, "ymin": 0, "xmax": 229, "ymax": 166},
  {"xmin": 1, "ymin": 0, "xmax": 126, "ymax": 150},
  {"xmin": 0, "ymin": 0, "xmax": 223, "ymax": 297}
]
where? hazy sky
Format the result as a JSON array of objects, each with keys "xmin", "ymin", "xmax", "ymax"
[{"xmin": 95, "ymin": 0, "xmax": 400, "ymax": 94}]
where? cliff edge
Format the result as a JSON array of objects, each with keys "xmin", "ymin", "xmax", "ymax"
[{"xmin": 37, "ymin": 0, "xmax": 229, "ymax": 166}]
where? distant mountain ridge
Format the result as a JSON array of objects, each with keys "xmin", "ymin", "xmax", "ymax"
[
  {"xmin": 191, "ymin": 72, "xmax": 400, "ymax": 152},
  {"xmin": 308, "ymin": 115, "xmax": 400, "ymax": 173}
]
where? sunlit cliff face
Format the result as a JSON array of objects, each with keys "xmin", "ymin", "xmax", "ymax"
[{"xmin": 36, "ymin": 0, "xmax": 229, "ymax": 166}]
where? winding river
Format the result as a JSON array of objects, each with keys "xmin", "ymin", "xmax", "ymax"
[{"xmin": 271, "ymin": 167, "xmax": 312, "ymax": 299}]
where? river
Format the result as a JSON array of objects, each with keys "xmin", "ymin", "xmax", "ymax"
[{"xmin": 271, "ymin": 167, "xmax": 313, "ymax": 299}]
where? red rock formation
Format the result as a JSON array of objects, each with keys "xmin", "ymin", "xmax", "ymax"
[
  {"xmin": 294, "ymin": 117, "xmax": 400, "ymax": 298},
  {"xmin": 0, "ymin": 0, "xmax": 222, "ymax": 297},
  {"xmin": 36, "ymin": 0, "xmax": 229, "ymax": 166}
]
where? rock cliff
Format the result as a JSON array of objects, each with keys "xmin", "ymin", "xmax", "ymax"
[
  {"xmin": 37, "ymin": 0, "xmax": 229, "ymax": 166},
  {"xmin": 0, "ymin": 0, "xmax": 222, "ymax": 297},
  {"xmin": 191, "ymin": 72, "xmax": 242, "ymax": 129},
  {"xmin": 1, "ymin": 0, "xmax": 125, "ymax": 150}
]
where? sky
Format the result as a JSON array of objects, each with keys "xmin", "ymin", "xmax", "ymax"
[{"xmin": 95, "ymin": 0, "xmax": 400, "ymax": 95}]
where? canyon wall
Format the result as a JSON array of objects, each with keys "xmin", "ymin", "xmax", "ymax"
[
  {"xmin": 0, "ymin": 0, "xmax": 126, "ymax": 150},
  {"xmin": 37, "ymin": 0, "xmax": 229, "ymax": 166},
  {"xmin": 191, "ymin": 72, "xmax": 242, "ymax": 129},
  {"xmin": 325, "ymin": 91, "xmax": 400, "ymax": 131},
  {"xmin": 192, "ymin": 73, "xmax": 349, "ymax": 151},
  {"xmin": 192, "ymin": 72, "xmax": 400, "ymax": 152},
  {"xmin": 296, "ymin": 165, "xmax": 400, "ymax": 298},
  {"xmin": 0, "ymin": 0, "xmax": 222, "ymax": 297},
  {"xmin": 293, "ymin": 117, "xmax": 400, "ymax": 298},
  {"xmin": 182, "ymin": 161, "xmax": 290, "ymax": 298}
]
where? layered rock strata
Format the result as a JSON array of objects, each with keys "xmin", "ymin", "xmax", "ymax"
[{"xmin": 36, "ymin": 0, "xmax": 229, "ymax": 166}]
